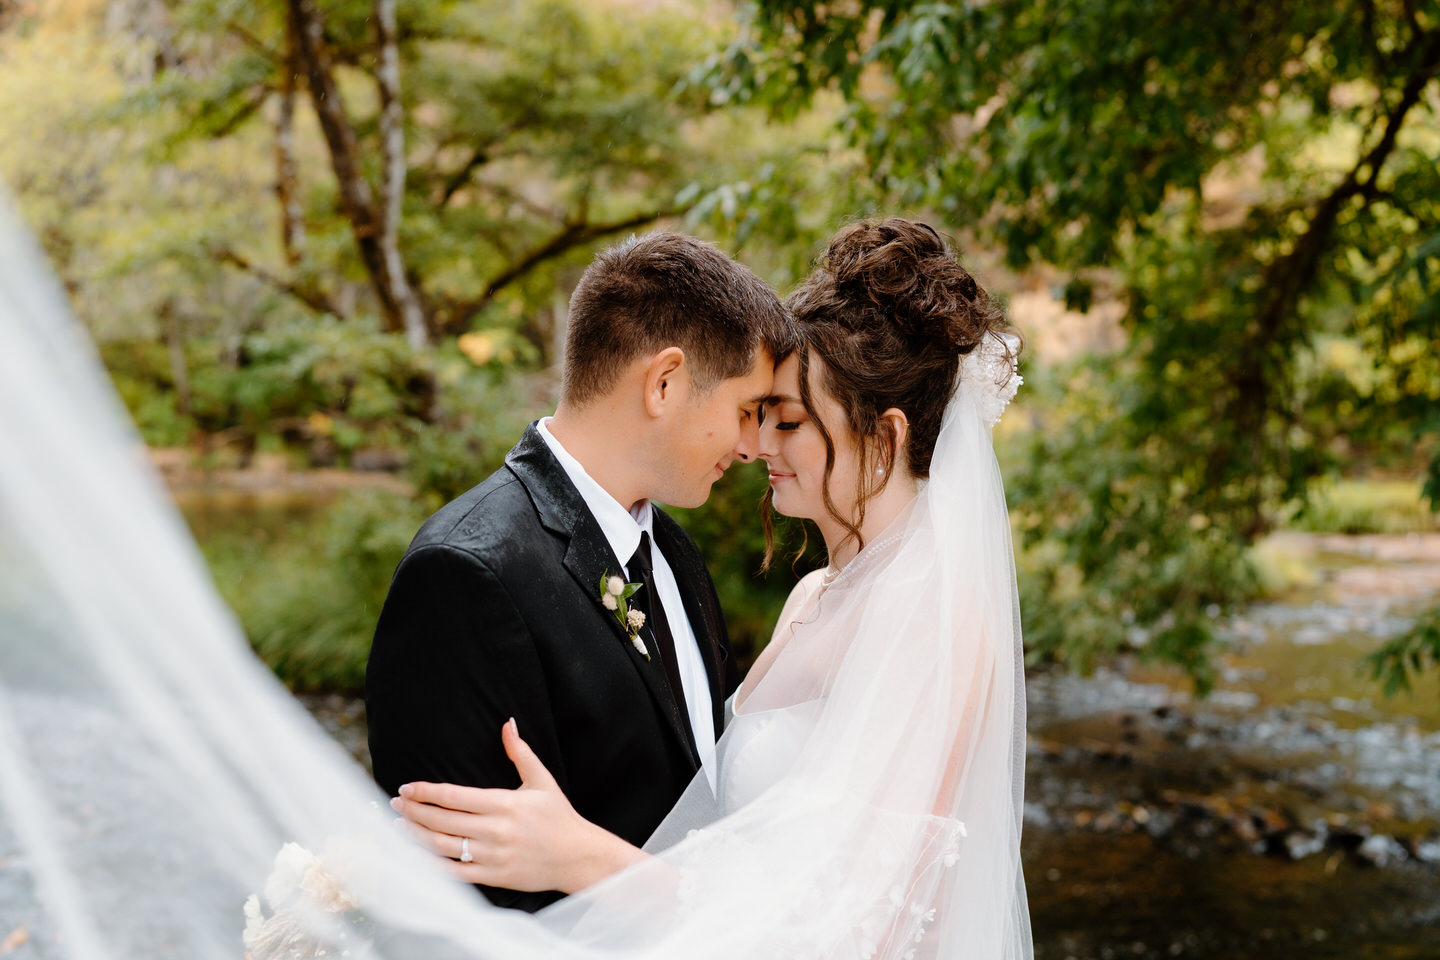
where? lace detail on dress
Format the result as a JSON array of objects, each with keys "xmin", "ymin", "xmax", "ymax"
[{"xmin": 674, "ymin": 798, "xmax": 968, "ymax": 960}]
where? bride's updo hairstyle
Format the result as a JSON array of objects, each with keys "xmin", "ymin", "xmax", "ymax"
[{"xmin": 766, "ymin": 218, "xmax": 1014, "ymax": 563}]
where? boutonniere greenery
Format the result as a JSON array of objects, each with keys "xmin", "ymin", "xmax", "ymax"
[{"xmin": 600, "ymin": 573, "xmax": 649, "ymax": 659}]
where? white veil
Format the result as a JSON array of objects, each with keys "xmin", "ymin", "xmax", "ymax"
[{"xmin": 0, "ymin": 189, "xmax": 1030, "ymax": 959}]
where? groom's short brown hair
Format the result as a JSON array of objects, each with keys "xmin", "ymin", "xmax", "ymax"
[{"xmin": 561, "ymin": 233, "xmax": 792, "ymax": 406}]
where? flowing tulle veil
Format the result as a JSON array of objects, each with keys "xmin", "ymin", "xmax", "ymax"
[{"xmin": 0, "ymin": 188, "xmax": 1031, "ymax": 959}]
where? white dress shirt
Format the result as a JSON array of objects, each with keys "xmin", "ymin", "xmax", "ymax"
[{"xmin": 536, "ymin": 418, "xmax": 717, "ymax": 780}]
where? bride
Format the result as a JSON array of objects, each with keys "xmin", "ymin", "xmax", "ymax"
[{"xmin": 0, "ymin": 208, "xmax": 1029, "ymax": 959}]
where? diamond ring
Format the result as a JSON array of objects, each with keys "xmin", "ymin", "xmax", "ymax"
[{"xmin": 460, "ymin": 837, "xmax": 473, "ymax": 863}]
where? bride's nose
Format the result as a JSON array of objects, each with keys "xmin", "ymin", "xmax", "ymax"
[{"xmin": 756, "ymin": 420, "xmax": 779, "ymax": 462}]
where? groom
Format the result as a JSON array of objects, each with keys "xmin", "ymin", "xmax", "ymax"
[{"xmin": 365, "ymin": 232, "xmax": 791, "ymax": 913}]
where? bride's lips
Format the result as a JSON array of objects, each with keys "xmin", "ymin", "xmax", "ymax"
[{"xmin": 767, "ymin": 471, "xmax": 796, "ymax": 484}]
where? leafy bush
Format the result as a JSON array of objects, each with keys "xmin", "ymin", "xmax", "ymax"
[
  {"xmin": 402, "ymin": 362, "xmax": 553, "ymax": 508},
  {"xmin": 1283, "ymin": 480, "xmax": 1438, "ymax": 535},
  {"xmin": 102, "ymin": 314, "xmax": 433, "ymax": 458},
  {"xmin": 1367, "ymin": 605, "xmax": 1440, "ymax": 700},
  {"xmin": 196, "ymin": 490, "xmax": 428, "ymax": 694}
]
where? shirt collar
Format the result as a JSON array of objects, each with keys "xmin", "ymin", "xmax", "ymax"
[{"xmin": 536, "ymin": 417, "xmax": 653, "ymax": 566}]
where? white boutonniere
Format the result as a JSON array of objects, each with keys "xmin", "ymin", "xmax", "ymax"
[{"xmin": 600, "ymin": 572, "xmax": 649, "ymax": 659}]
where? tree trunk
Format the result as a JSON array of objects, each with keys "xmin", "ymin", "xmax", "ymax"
[
  {"xmin": 275, "ymin": 8, "xmax": 305, "ymax": 266},
  {"xmin": 160, "ymin": 299, "xmax": 192, "ymax": 419},
  {"xmin": 373, "ymin": 0, "xmax": 428, "ymax": 349},
  {"xmin": 286, "ymin": 0, "xmax": 428, "ymax": 345}
]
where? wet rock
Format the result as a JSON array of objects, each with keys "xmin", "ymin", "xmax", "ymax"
[
  {"xmin": 1233, "ymin": 815, "xmax": 1260, "ymax": 845},
  {"xmin": 1283, "ymin": 831, "xmax": 1326, "ymax": 860},
  {"xmin": 1141, "ymin": 810, "xmax": 1177, "ymax": 839},
  {"xmin": 1250, "ymin": 807, "xmax": 1292, "ymax": 835},
  {"xmin": 1356, "ymin": 834, "xmax": 1407, "ymax": 867},
  {"xmin": 1410, "ymin": 837, "xmax": 1440, "ymax": 864},
  {"xmin": 1092, "ymin": 810, "xmax": 1121, "ymax": 832},
  {"xmin": 1023, "ymin": 802, "xmax": 1053, "ymax": 829}
]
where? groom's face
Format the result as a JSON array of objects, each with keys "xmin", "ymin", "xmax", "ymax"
[{"xmin": 655, "ymin": 348, "xmax": 775, "ymax": 508}]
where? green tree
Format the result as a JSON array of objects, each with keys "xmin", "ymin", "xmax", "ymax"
[
  {"xmin": 711, "ymin": 0, "xmax": 1440, "ymax": 689},
  {"xmin": 138, "ymin": 0, "xmax": 853, "ymax": 353},
  {"xmin": 1, "ymin": 0, "xmax": 862, "ymax": 691}
]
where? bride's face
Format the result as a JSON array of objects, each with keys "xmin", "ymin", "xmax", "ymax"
[{"xmin": 758, "ymin": 354, "xmax": 863, "ymax": 523}]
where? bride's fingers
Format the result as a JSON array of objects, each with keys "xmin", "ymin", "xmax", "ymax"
[
  {"xmin": 501, "ymin": 718, "xmax": 558, "ymax": 791},
  {"xmin": 398, "ymin": 781, "xmax": 511, "ymax": 814},
  {"xmin": 393, "ymin": 796, "xmax": 501, "ymax": 840},
  {"xmin": 446, "ymin": 860, "xmax": 512, "ymax": 888},
  {"xmin": 396, "ymin": 818, "xmax": 459, "ymax": 858},
  {"xmin": 397, "ymin": 818, "xmax": 508, "ymax": 869}
]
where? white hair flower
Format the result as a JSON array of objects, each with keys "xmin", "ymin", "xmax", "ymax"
[
  {"xmin": 602, "ymin": 593, "xmax": 618, "ymax": 611},
  {"xmin": 627, "ymin": 608, "xmax": 646, "ymax": 631},
  {"xmin": 959, "ymin": 331, "xmax": 1023, "ymax": 428}
]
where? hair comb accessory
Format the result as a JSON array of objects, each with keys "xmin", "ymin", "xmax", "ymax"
[{"xmin": 959, "ymin": 331, "xmax": 1023, "ymax": 428}]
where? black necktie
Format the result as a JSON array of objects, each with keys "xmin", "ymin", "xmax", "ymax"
[{"xmin": 628, "ymin": 531, "xmax": 691, "ymax": 739}]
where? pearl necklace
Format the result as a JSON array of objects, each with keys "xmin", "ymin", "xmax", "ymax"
[{"xmin": 820, "ymin": 530, "xmax": 904, "ymax": 590}]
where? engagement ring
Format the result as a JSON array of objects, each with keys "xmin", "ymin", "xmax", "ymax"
[{"xmin": 460, "ymin": 837, "xmax": 473, "ymax": 863}]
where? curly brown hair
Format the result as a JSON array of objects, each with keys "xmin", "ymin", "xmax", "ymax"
[{"xmin": 763, "ymin": 218, "xmax": 1015, "ymax": 568}]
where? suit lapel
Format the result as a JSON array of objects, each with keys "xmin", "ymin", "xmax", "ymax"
[
  {"xmin": 505, "ymin": 423, "xmax": 701, "ymax": 769},
  {"xmin": 652, "ymin": 511, "xmax": 729, "ymax": 742}
]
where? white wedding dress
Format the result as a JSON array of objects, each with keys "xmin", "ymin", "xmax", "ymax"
[
  {"xmin": 0, "ymin": 187, "xmax": 1032, "ymax": 960},
  {"xmin": 721, "ymin": 696, "xmax": 824, "ymax": 809}
]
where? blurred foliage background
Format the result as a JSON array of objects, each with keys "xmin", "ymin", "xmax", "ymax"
[{"xmin": 2, "ymin": 0, "xmax": 1436, "ymax": 697}]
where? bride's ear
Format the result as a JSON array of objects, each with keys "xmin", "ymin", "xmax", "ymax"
[
  {"xmin": 876, "ymin": 408, "xmax": 910, "ymax": 476},
  {"xmin": 642, "ymin": 347, "xmax": 687, "ymax": 418}
]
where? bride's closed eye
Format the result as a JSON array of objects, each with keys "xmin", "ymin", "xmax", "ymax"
[{"xmin": 760, "ymin": 399, "xmax": 803, "ymax": 431}]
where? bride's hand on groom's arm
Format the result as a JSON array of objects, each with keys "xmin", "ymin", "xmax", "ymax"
[{"xmin": 391, "ymin": 718, "xmax": 644, "ymax": 895}]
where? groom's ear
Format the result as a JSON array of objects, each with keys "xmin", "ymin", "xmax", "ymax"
[{"xmin": 641, "ymin": 347, "xmax": 687, "ymax": 418}]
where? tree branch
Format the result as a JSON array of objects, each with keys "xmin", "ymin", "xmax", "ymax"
[
  {"xmin": 227, "ymin": 20, "xmax": 283, "ymax": 63},
  {"xmin": 432, "ymin": 107, "xmax": 542, "ymax": 208},
  {"xmin": 288, "ymin": 0, "xmax": 427, "ymax": 339},
  {"xmin": 1402, "ymin": 0, "xmax": 1424, "ymax": 42},
  {"xmin": 1254, "ymin": 27, "xmax": 1440, "ymax": 346},
  {"xmin": 213, "ymin": 247, "xmax": 341, "ymax": 317},
  {"xmin": 1221, "ymin": 26, "xmax": 1440, "ymax": 526},
  {"xmin": 373, "ymin": 0, "xmax": 429, "ymax": 348},
  {"xmin": 275, "ymin": 8, "xmax": 305, "ymax": 265},
  {"xmin": 437, "ymin": 208, "xmax": 681, "ymax": 333},
  {"xmin": 438, "ymin": 146, "xmax": 492, "ymax": 206},
  {"xmin": 210, "ymin": 86, "xmax": 272, "ymax": 138},
  {"xmin": 467, "ymin": 178, "xmax": 565, "ymax": 223}
]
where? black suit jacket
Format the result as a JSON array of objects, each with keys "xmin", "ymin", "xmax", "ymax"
[{"xmin": 366, "ymin": 422, "xmax": 740, "ymax": 912}]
